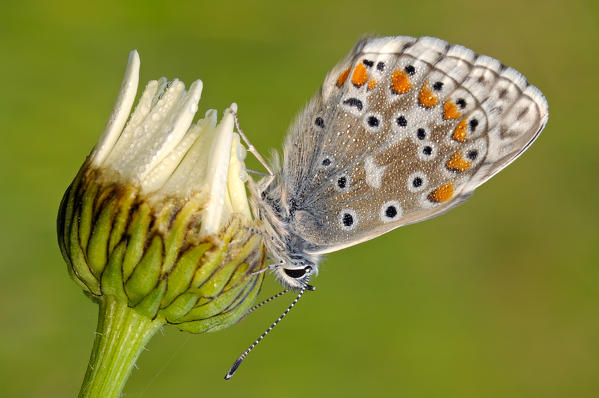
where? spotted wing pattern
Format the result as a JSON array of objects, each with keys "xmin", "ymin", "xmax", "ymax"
[{"xmin": 280, "ymin": 36, "xmax": 548, "ymax": 254}]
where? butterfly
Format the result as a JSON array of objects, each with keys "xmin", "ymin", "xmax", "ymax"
[
  {"xmin": 243, "ymin": 35, "xmax": 548, "ymax": 290},
  {"xmin": 225, "ymin": 36, "xmax": 548, "ymax": 378}
]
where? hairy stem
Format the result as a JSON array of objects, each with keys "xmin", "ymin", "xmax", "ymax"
[{"xmin": 79, "ymin": 295, "xmax": 163, "ymax": 398}]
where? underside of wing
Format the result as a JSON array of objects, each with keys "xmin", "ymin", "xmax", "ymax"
[{"xmin": 281, "ymin": 36, "xmax": 548, "ymax": 254}]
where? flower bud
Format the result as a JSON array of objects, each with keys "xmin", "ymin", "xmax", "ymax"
[{"xmin": 57, "ymin": 51, "xmax": 266, "ymax": 333}]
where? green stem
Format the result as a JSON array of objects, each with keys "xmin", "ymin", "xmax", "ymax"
[{"xmin": 79, "ymin": 295, "xmax": 164, "ymax": 398}]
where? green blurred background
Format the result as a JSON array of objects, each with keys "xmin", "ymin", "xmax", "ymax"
[{"xmin": 1, "ymin": 0, "xmax": 598, "ymax": 397}]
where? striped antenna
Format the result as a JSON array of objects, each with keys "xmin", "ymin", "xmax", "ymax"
[
  {"xmin": 224, "ymin": 287, "xmax": 307, "ymax": 380},
  {"xmin": 245, "ymin": 290, "xmax": 288, "ymax": 316}
]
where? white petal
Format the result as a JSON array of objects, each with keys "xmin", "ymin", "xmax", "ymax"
[
  {"xmin": 118, "ymin": 80, "xmax": 187, "ymax": 179},
  {"xmin": 138, "ymin": 80, "xmax": 204, "ymax": 191},
  {"xmin": 92, "ymin": 50, "xmax": 140, "ymax": 166},
  {"xmin": 200, "ymin": 105, "xmax": 236, "ymax": 236},
  {"xmin": 159, "ymin": 110, "xmax": 217, "ymax": 196},
  {"xmin": 103, "ymin": 79, "xmax": 161, "ymax": 168},
  {"xmin": 227, "ymin": 133, "xmax": 251, "ymax": 220}
]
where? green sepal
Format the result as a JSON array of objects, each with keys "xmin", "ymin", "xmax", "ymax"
[
  {"xmin": 179, "ymin": 273, "xmax": 250, "ymax": 321},
  {"xmin": 162, "ymin": 200, "xmax": 201, "ymax": 274},
  {"xmin": 196, "ymin": 297, "xmax": 210, "ymax": 306},
  {"xmin": 108, "ymin": 186, "xmax": 137, "ymax": 253},
  {"xmin": 225, "ymin": 259, "xmax": 252, "ymax": 289},
  {"xmin": 162, "ymin": 243, "xmax": 211, "ymax": 307},
  {"xmin": 79, "ymin": 176, "xmax": 99, "ymax": 252},
  {"xmin": 195, "ymin": 235, "xmax": 261, "ymax": 298},
  {"xmin": 66, "ymin": 257, "xmax": 91, "ymax": 293},
  {"xmin": 187, "ymin": 222, "xmax": 237, "ymax": 290},
  {"xmin": 207, "ymin": 274, "xmax": 264, "ymax": 333},
  {"xmin": 134, "ymin": 279, "xmax": 167, "ymax": 318},
  {"xmin": 69, "ymin": 206, "xmax": 100, "ymax": 295},
  {"xmin": 101, "ymin": 241, "xmax": 127, "ymax": 300},
  {"xmin": 87, "ymin": 196, "xmax": 118, "ymax": 277},
  {"xmin": 191, "ymin": 243, "xmax": 227, "ymax": 288},
  {"xmin": 57, "ymin": 180, "xmax": 75, "ymax": 266},
  {"xmin": 122, "ymin": 202, "xmax": 151, "ymax": 281},
  {"xmin": 174, "ymin": 274, "xmax": 263, "ymax": 333},
  {"xmin": 125, "ymin": 235, "xmax": 163, "ymax": 305},
  {"xmin": 161, "ymin": 293, "xmax": 198, "ymax": 322}
]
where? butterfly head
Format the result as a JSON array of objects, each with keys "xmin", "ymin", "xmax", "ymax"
[{"xmin": 273, "ymin": 261, "xmax": 316, "ymax": 291}]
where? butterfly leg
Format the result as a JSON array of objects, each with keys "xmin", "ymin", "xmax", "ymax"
[
  {"xmin": 244, "ymin": 225, "xmax": 285, "ymax": 251},
  {"xmin": 251, "ymin": 266, "xmax": 273, "ymax": 276},
  {"xmin": 251, "ymin": 260, "xmax": 284, "ymax": 276},
  {"xmin": 246, "ymin": 168, "xmax": 271, "ymax": 177},
  {"xmin": 231, "ymin": 109, "xmax": 274, "ymax": 176},
  {"xmin": 244, "ymin": 226, "xmax": 271, "ymax": 239}
]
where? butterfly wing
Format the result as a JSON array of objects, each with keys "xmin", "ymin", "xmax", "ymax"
[{"xmin": 280, "ymin": 36, "xmax": 548, "ymax": 254}]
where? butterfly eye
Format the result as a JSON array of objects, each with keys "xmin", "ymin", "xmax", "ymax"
[
  {"xmin": 283, "ymin": 266, "xmax": 312, "ymax": 279},
  {"xmin": 283, "ymin": 268, "xmax": 305, "ymax": 278}
]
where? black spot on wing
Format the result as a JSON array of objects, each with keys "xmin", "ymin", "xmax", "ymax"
[{"xmin": 343, "ymin": 98, "xmax": 363, "ymax": 111}]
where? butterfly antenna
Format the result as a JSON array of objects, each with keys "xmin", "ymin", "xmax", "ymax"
[
  {"xmin": 224, "ymin": 287, "xmax": 308, "ymax": 380},
  {"xmin": 245, "ymin": 289, "xmax": 288, "ymax": 316},
  {"xmin": 231, "ymin": 108, "xmax": 274, "ymax": 176}
]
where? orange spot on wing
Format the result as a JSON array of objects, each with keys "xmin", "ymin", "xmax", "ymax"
[
  {"xmin": 418, "ymin": 83, "xmax": 438, "ymax": 108},
  {"xmin": 446, "ymin": 152, "xmax": 472, "ymax": 172},
  {"xmin": 443, "ymin": 100, "xmax": 461, "ymax": 119},
  {"xmin": 336, "ymin": 68, "xmax": 350, "ymax": 87},
  {"xmin": 367, "ymin": 79, "xmax": 377, "ymax": 91},
  {"xmin": 391, "ymin": 69, "xmax": 411, "ymax": 94},
  {"xmin": 452, "ymin": 119, "xmax": 468, "ymax": 142},
  {"xmin": 428, "ymin": 183, "xmax": 454, "ymax": 203},
  {"xmin": 351, "ymin": 63, "xmax": 368, "ymax": 87}
]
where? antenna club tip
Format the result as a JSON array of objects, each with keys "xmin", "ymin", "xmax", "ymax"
[{"xmin": 224, "ymin": 358, "xmax": 243, "ymax": 380}]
